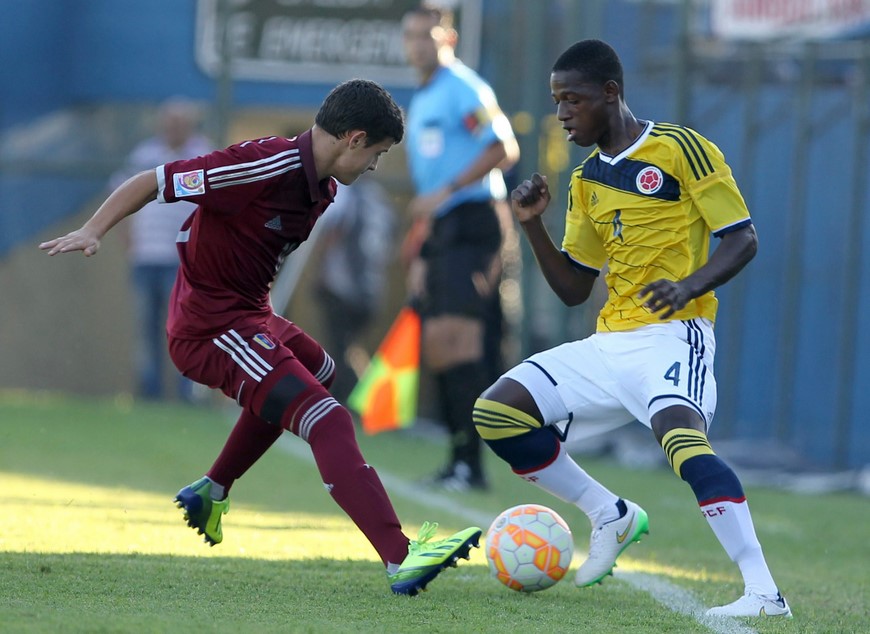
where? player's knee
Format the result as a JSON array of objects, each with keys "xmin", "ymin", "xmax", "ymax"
[
  {"xmin": 291, "ymin": 391, "xmax": 348, "ymax": 443},
  {"xmin": 473, "ymin": 398, "xmax": 558, "ymax": 471},
  {"xmin": 260, "ymin": 373, "xmax": 345, "ymax": 440},
  {"xmin": 660, "ymin": 428, "xmax": 744, "ymax": 502},
  {"xmin": 473, "ymin": 397, "xmax": 541, "ymax": 440}
]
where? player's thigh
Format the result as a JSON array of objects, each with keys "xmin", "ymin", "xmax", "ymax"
[
  {"xmin": 607, "ymin": 320, "xmax": 718, "ymax": 429},
  {"xmin": 500, "ymin": 339, "xmax": 635, "ymax": 429},
  {"xmin": 266, "ymin": 314, "xmax": 333, "ymax": 384},
  {"xmin": 168, "ymin": 322, "xmax": 322, "ymax": 407}
]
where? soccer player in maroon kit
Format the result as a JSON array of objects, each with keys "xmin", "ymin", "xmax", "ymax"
[{"xmin": 40, "ymin": 79, "xmax": 481, "ymax": 596}]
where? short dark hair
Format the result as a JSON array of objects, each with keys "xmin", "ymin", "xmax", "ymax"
[
  {"xmin": 315, "ymin": 79, "xmax": 404, "ymax": 145},
  {"xmin": 552, "ymin": 39, "xmax": 624, "ymax": 90}
]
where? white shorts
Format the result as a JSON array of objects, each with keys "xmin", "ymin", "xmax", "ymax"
[{"xmin": 502, "ymin": 318, "xmax": 717, "ymax": 433}]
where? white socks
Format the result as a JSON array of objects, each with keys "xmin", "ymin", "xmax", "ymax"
[
  {"xmin": 518, "ymin": 445, "xmax": 619, "ymax": 526},
  {"xmin": 206, "ymin": 477, "xmax": 226, "ymax": 501},
  {"xmin": 700, "ymin": 498, "xmax": 778, "ymax": 596}
]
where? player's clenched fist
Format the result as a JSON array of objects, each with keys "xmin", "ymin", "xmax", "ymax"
[{"xmin": 510, "ymin": 173, "xmax": 551, "ymax": 222}]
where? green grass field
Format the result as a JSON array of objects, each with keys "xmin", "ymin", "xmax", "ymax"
[{"xmin": 1, "ymin": 391, "xmax": 868, "ymax": 633}]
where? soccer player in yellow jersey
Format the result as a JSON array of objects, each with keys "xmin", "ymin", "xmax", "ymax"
[{"xmin": 472, "ymin": 40, "xmax": 791, "ymax": 617}]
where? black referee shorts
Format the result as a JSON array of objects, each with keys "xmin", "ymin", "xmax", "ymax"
[{"xmin": 419, "ymin": 200, "xmax": 502, "ymax": 320}]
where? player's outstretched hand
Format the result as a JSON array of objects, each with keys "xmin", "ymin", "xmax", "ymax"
[
  {"xmin": 510, "ymin": 173, "xmax": 551, "ymax": 223},
  {"xmin": 39, "ymin": 227, "xmax": 102, "ymax": 257},
  {"xmin": 638, "ymin": 279, "xmax": 692, "ymax": 319}
]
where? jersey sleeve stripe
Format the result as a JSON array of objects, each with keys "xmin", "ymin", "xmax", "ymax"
[
  {"xmin": 208, "ymin": 156, "xmax": 301, "ymax": 184},
  {"xmin": 660, "ymin": 123, "xmax": 716, "ymax": 174},
  {"xmin": 682, "ymin": 128, "xmax": 715, "ymax": 174},
  {"xmin": 652, "ymin": 125, "xmax": 717, "ymax": 180},
  {"xmin": 712, "ymin": 218, "xmax": 752, "ymax": 237},
  {"xmin": 210, "ymin": 162, "xmax": 302, "ymax": 189},
  {"xmin": 649, "ymin": 130, "xmax": 701, "ymax": 180},
  {"xmin": 207, "ymin": 149, "xmax": 300, "ymax": 175}
]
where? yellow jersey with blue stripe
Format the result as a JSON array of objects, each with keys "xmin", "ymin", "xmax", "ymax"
[{"xmin": 562, "ymin": 121, "xmax": 751, "ymax": 332}]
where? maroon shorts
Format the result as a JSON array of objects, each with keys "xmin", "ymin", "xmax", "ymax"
[{"xmin": 168, "ymin": 314, "xmax": 334, "ymax": 424}]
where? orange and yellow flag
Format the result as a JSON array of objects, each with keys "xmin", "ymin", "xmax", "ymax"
[{"xmin": 348, "ymin": 307, "xmax": 420, "ymax": 434}]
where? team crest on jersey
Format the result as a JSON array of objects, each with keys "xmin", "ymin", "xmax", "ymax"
[
  {"xmin": 253, "ymin": 333, "xmax": 276, "ymax": 350},
  {"xmin": 173, "ymin": 170, "xmax": 205, "ymax": 196},
  {"xmin": 636, "ymin": 166, "xmax": 664, "ymax": 195}
]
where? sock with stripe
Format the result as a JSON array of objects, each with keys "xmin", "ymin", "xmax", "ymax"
[
  {"xmin": 302, "ymin": 395, "xmax": 408, "ymax": 567},
  {"xmin": 662, "ymin": 428, "xmax": 779, "ymax": 596}
]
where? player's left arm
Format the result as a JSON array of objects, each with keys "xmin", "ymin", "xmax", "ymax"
[
  {"xmin": 39, "ymin": 169, "xmax": 158, "ymax": 257},
  {"xmin": 639, "ymin": 224, "xmax": 757, "ymax": 319}
]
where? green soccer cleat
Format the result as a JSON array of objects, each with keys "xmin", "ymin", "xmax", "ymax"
[
  {"xmin": 389, "ymin": 521, "xmax": 482, "ymax": 596},
  {"xmin": 174, "ymin": 477, "xmax": 229, "ymax": 546}
]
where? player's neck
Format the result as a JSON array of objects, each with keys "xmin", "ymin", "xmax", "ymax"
[
  {"xmin": 598, "ymin": 109, "xmax": 644, "ymax": 156},
  {"xmin": 310, "ymin": 125, "xmax": 336, "ymax": 181}
]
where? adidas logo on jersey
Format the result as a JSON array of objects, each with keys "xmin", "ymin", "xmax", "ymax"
[{"xmin": 264, "ymin": 216, "xmax": 283, "ymax": 231}]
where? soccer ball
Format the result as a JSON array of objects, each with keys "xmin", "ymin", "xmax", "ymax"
[{"xmin": 485, "ymin": 503, "xmax": 574, "ymax": 592}]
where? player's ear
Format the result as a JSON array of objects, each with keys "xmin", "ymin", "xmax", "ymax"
[
  {"xmin": 603, "ymin": 79, "xmax": 621, "ymax": 102},
  {"xmin": 347, "ymin": 130, "xmax": 368, "ymax": 149}
]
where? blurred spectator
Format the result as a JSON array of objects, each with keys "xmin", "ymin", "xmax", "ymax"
[
  {"xmin": 110, "ymin": 97, "xmax": 213, "ymax": 400},
  {"xmin": 312, "ymin": 178, "xmax": 397, "ymax": 402}
]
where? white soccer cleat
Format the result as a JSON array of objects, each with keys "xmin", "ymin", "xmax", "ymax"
[
  {"xmin": 574, "ymin": 499, "xmax": 649, "ymax": 587},
  {"xmin": 706, "ymin": 591, "xmax": 792, "ymax": 618}
]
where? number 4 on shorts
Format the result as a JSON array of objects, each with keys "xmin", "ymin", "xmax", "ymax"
[{"xmin": 664, "ymin": 361, "xmax": 681, "ymax": 386}]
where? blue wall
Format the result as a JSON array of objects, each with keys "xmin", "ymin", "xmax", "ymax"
[{"xmin": 1, "ymin": 0, "xmax": 416, "ymax": 122}]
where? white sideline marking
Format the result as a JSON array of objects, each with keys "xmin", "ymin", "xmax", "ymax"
[
  {"xmin": 272, "ymin": 433, "xmax": 757, "ymax": 634},
  {"xmin": 617, "ymin": 572, "xmax": 758, "ymax": 634}
]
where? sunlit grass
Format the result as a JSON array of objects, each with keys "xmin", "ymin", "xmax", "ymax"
[
  {"xmin": 3, "ymin": 392, "xmax": 870, "ymax": 633},
  {"xmin": 1, "ymin": 472, "xmax": 380, "ymax": 562},
  {"xmin": 1, "ymin": 471, "xmax": 748, "ymax": 590},
  {"xmin": 617, "ymin": 557, "xmax": 732, "ymax": 584}
]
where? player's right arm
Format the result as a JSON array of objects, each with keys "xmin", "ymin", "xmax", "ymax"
[
  {"xmin": 511, "ymin": 173, "xmax": 596, "ymax": 306},
  {"xmin": 40, "ymin": 170, "xmax": 158, "ymax": 257}
]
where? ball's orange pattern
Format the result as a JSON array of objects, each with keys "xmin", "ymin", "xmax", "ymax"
[{"xmin": 485, "ymin": 503, "xmax": 574, "ymax": 592}]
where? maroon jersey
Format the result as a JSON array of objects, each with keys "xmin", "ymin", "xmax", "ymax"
[{"xmin": 156, "ymin": 129, "xmax": 336, "ymax": 339}]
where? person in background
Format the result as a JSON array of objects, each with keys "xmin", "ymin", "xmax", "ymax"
[
  {"xmin": 110, "ymin": 97, "xmax": 213, "ymax": 401},
  {"xmin": 401, "ymin": 3, "xmax": 520, "ymax": 491},
  {"xmin": 312, "ymin": 177, "xmax": 397, "ymax": 403},
  {"xmin": 41, "ymin": 79, "xmax": 482, "ymax": 597},
  {"xmin": 473, "ymin": 39, "xmax": 790, "ymax": 617}
]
